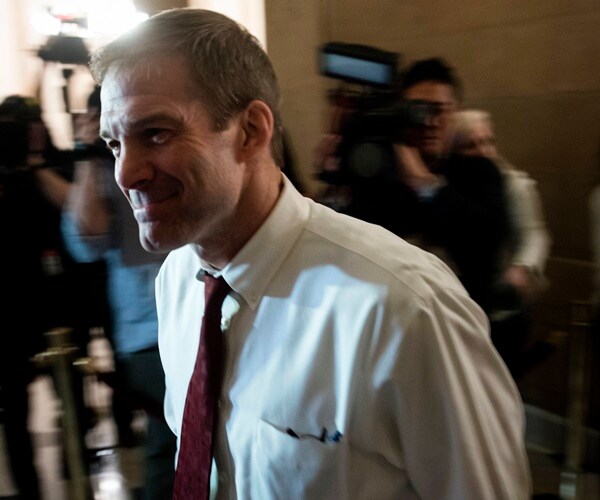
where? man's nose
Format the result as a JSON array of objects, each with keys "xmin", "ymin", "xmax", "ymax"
[
  {"xmin": 115, "ymin": 143, "xmax": 153, "ymax": 191},
  {"xmin": 424, "ymin": 111, "xmax": 441, "ymax": 128}
]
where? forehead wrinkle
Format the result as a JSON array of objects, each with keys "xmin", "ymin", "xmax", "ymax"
[
  {"xmin": 104, "ymin": 56, "xmax": 198, "ymax": 100},
  {"xmin": 99, "ymin": 70, "xmax": 202, "ymax": 141},
  {"xmin": 99, "ymin": 101, "xmax": 186, "ymax": 140}
]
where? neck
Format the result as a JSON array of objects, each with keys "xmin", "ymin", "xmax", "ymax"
[{"xmin": 196, "ymin": 165, "xmax": 283, "ymax": 270}]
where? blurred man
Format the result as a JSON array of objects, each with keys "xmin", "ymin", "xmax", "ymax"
[
  {"xmin": 393, "ymin": 58, "xmax": 511, "ymax": 313},
  {"xmin": 91, "ymin": 9, "xmax": 530, "ymax": 499}
]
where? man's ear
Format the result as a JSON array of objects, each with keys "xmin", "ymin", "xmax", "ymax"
[{"xmin": 237, "ymin": 100, "xmax": 274, "ymax": 162}]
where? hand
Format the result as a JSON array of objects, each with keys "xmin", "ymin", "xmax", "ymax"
[
  {"xmin": 314, "ymin": 134, "xmax": 342, "ymax": 173},
  {"xmin": 394, "ymin": 143, "xmax": 440, "ymax": 192},
  {"xmin": 504, "ymin": 265, "xmax": 533, "ymax": 300}
]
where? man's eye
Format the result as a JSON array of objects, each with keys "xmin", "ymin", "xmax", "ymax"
[{"xmin": 146, "ymin": 129, "xmax": 170, "ymax": 144}]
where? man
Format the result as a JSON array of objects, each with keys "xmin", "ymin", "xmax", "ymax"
[
  {"xmin": 62, "ymin": 88, "xmax": 176, "ymax": 499},
  {"xmin": 394, "ymin": 58, "xmax": 511, "ymax": 314},
  {"xmin": 453, "ymin": 109, "xmax": 550, "ymax": 300},
  {"xmin": 91, "ymin": 8, "xmax": 530, "ymax": 499}
]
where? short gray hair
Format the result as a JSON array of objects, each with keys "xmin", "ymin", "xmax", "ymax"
[{"xmin": 90, "ymin": 8, "xmax": 284, "ymax": 165}]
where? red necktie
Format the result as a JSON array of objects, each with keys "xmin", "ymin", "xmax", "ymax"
[{"xmin": 173, "ymin": 275, "xmax": 230, "ymax": 500}]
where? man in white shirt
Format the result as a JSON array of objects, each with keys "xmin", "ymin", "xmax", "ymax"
[{"xmin": 92, "ymin": 8, "xmax": 531, "ymax": 499}]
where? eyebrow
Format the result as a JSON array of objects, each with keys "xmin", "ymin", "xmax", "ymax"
[{"xmin": 100, "ymin": 112, "xmax": 182, "ymax": 140}]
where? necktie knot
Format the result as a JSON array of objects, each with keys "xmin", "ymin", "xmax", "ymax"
[{"xmin": 204, "ymin": 275, "xmax": 230, "ymax": 313}]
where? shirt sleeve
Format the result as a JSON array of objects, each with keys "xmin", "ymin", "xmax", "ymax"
[
  {"xmin": 390, "ymin": 290, "xmax": 531, "ymax": 499},
  {"xmin": 506, "ymin": 172, "xmax": 551, "ymax": 273}
]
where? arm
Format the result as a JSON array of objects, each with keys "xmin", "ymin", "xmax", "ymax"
[
  {"xmin": 394, "ymin": 147, "xmax": 507, "ymax": 232},
  {"xmin": 391, "ymin": 290, "xmax": 531, "ymax": 498},
  {"xmin": 504, "ymin": 171, "xmax": 551, "ymax": 294},
  {"xmin": 61, "ymin": 158, "xmax": 114, "ymax": 262},
  {"xmin": 396, "ymin": 152, "xmax": 510, "ymax": 308},
  {"xmin": 314, "ymin": 133, "xmax": 342, "ymax": 175},
  {"xmin": 65, "ymin": 159, "xmax": 111, "ymax": 236},
  {"xmin": 33, "ymin": 167, "xmax": 72, "ymax": 209},
  {"xmin": 394, "ymin": 143, "xmax": 446, "ymax": 198}
]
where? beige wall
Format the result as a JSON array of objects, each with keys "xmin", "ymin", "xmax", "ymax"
[
  {"xmin": 266, "ymin": 0, "xmax": 600, "ymax": 330},
  {"xmin": 265, "ymin": 0, "xmax": 329, "ymax": 194}
]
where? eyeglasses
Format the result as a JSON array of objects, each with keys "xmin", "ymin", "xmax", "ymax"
[{"xmin": 404, "ymin": 99, "xmax": 457, "ymax": 115}]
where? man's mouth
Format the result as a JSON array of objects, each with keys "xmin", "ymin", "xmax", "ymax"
[
  {"xmin": 129, "ymin": 189, "xmax": 179, "ymax": 222},
  {"xmin": 129, "ymin": 189, "xmax": 175, "ymax": 209}
]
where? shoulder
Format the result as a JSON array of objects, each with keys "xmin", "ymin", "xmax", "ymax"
[{"xmin": 303, "ymin": 201, "xmax": 468, "ymax": 302}]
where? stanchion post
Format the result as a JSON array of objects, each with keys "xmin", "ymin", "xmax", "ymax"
[{"xmin": 32, "ymin": 327, "xmax": 93, "ymax": 500}]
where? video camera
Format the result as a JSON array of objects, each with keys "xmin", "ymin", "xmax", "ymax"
[{"xmin": 318, "ymin": 42, "xmax": 438, "ymax": 184}]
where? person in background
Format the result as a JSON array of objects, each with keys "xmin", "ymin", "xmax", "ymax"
[
  {"xmin": 0, "ymin": 94, "xmax": 85, "ymax": 499},
  {"xmin": 454, "ymin": 109, "xmax": 551, "ymax": 376},
  {"xmin": 315, "ymin": 58, "xmax": 512, "ymax": 316},
  {"xmin": 393, "ymin": 58, "xmax": 512, "ymax": 316},
  {"xmin": 61, "ymin": 87, "xmax": 176, "ymax": 499},
  {"xmin": 91, "ymin": 9, "xmax": 530, "ymax": 499},
  {"xmin": 454, "ymin": 109, "xmax": 550, "ymax": 299}
]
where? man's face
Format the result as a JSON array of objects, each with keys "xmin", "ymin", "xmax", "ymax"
[
  {"xmin": 100, "ymin": 56, "xmax": 247, "ymax": 255},
  {"xmin": 459, "ymin": 121, "xmax": 498, "ymax": 159},
  {"xmin": 401, "ymin": 81, "xmax": 457, "ymax": 160}
]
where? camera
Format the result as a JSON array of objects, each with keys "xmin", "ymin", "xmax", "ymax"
[{"xmin": 318, "ymin": 42, "xmax": 438, "ymax": 184}]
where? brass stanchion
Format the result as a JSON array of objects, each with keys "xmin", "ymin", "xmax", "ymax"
[{"xmin": 32, "ymin": 327, "xmax": 94, "ymax": 500}]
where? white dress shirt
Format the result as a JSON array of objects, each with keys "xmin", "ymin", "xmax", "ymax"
[{"xmin": 157, "ymin": 175, "xmax": 531, "ymax": 499}]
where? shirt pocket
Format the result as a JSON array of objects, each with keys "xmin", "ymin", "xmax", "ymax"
[{"xmin": 249, "ymin": 418, "xmax": 343, "ymax": 499}]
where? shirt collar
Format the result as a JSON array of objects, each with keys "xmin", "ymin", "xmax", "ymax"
[{"xmin": 197, "ymin": 175, "xmax": 310, "ymax": 310}]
